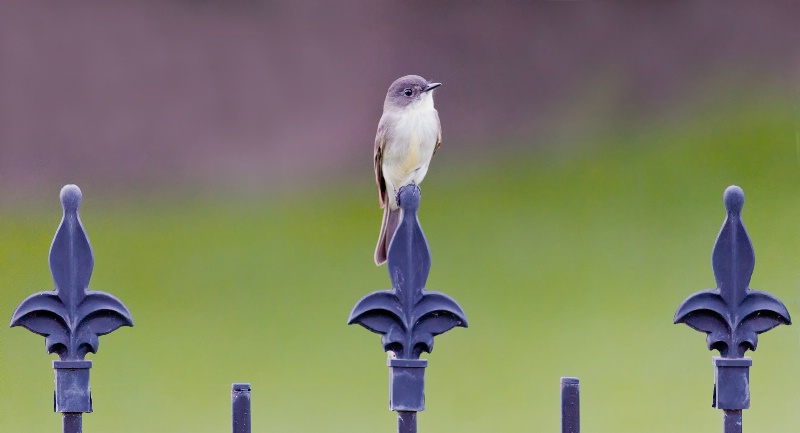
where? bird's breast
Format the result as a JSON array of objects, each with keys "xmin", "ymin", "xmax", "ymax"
[{"xmin": 383, "ymin": 110, "xmax": 438, "ymax": 177}]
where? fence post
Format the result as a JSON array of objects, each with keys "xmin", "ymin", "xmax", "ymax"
[
  {"xmin": 560, "ymin": 377, "xmax": 580, "ymax": 433},
  {"xmin": 674, "ymin": 185, "xmax": 791, "ymax": 433},
  {"xmin": 232, "ymin": 383, "xmax": 251, "ymax": 433},
  {"xmin": 348, "ymin": 184, "xmax": 468, "ymax": 433},
  {"xmin": 9, "ymin": 185, "xmax": 134, "ymax": 433}
]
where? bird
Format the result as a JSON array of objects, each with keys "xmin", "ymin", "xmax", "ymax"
[{"xmin": 374, "ymin": 75, "xmax": 442, "ymax": 265}]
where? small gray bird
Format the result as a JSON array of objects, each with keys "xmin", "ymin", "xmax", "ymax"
[{"xmin": 374, "ymin": 75, "xmax": 442, "ymax": 265}]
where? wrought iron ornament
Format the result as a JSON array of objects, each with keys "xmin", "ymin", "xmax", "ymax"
[
  {"xmin": 674, "ymin": 186, "xmax": 790, "ymax": 357},
  {"xmin": 674, "ymin": 185, "xmax": 790, "ymax": 432},
  {"xmin": 349, "ymin": 184, "xmax": 467, "ymax": 431},
  {"xmin": 9, "ymin": 185, "xmax": 133, "ymax": 430}
]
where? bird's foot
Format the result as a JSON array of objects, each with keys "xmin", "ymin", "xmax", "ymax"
[{"xmin": 396, "ymin": 183, "xmax": 421, "ymax": 207}]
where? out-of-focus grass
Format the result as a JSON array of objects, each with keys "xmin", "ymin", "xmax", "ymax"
[{"xmin": 2, "ymin": 97, "xmax": 800, "ymax": 433}]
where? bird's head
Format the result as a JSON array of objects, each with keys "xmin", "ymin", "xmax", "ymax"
[{"xmin": 384, "ymin": 75, "xmax": 441, "ymax": 111}]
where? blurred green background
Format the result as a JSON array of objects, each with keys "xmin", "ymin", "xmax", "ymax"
[{"xmin": 2, "ymin": 2, "xmax": 800, "ymax": 433}]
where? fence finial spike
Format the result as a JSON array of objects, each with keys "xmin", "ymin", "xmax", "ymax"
[
  {"xmin": 60, "ymin": 184, "xmax": 82, "ymax": 212},
  {"xmin": 723, "ymin": 185, "xmax": 744, "ymax": 215}
]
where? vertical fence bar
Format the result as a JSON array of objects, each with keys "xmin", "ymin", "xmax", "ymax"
[
  {"xmin": 62, "ymin": 413, "xmax": 82, "ymax": 433},
  {"xmin": 232, "ymin": 383, "xmax": 251, "ymax": 433},
  {"xmin": 674, "ymin": 186, "xmax": 791, "ymax": 433},
  {"xmin": 560, "ymin": 377, "xmax": 579, "ymax": 433},
  {"xmin": 9, "ymin": 185, "xmax": 134, "ymax": 433},
  {"xmin": 397, "ymin": 411, "xmax": 417, "ymax": 433},
  {"xmin": 348, "ymin": 185, "xmax": 468, "ymax": 433},
  {"xmin": 723, "ymin": 410, "xmax": 743, "ymax": 433}
]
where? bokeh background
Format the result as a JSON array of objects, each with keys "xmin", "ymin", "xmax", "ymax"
[{"xmin": 2, "ymin": 2, "xmax": 800, "ymax": 432}]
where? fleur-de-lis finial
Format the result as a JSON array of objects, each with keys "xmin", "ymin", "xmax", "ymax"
[
  {"xmin": 348, "ymin": 184, "xmax": 467, "ymax": 429},
  {"xmin": 10, "ymin": 185, "xmax": 133, "ymax": 416},
  {"xmin": 674, "ymin": 186, "xmax": 790, "ymax": 421},
  {"xmin": 348, "ymin": 184, "xmax": 467, "ymax": 359},
  {"xmin": 11, "ymin": 184, "xmax": 133, "ymax": 360},
  {"xmin": 674, "ymin": 186, "xmax": 790, "ymax": 358}
]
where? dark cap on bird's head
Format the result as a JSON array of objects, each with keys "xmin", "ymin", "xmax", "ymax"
[{"xmin": 384, "ymin": 75, "xmax": 441, "ymax": 108}]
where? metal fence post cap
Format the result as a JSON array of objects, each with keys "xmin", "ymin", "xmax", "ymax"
[
  {"xmin": 713, "ymin": 356, "xmax": 752, "ymax": 410},
  {"xmin": 53, "ymin": 361, "xmax": 93, "ymax": 413},
  {"xmin": 388, "ymin": 359, "xmax": 427, "ymax": 412}
]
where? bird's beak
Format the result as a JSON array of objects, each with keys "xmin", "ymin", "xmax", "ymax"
[{"xmin": 423, "ymin": 82, "xmax": 442, "ymax": 92}]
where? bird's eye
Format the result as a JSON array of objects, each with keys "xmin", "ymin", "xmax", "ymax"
[{"xmin": 403, "ymin": 88, "xmax": 413, "ymax": 96}]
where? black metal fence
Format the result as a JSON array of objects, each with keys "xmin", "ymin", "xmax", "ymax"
[
  {"xmin": 8, "ymin": 184, "xmax": 791, "ymax": 433},
  {"xmin": 558, "ymin": 185, "xmax": 791, "ymax": 433}
]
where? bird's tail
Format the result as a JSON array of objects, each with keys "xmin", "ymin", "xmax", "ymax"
[{"xmin": 374, "ymin": 206, "xmax": 401, "ymax": 265}]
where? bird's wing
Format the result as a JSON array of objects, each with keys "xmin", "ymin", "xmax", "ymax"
[
  {"xmin": 433, "ymin": 109, "xmax": 442, "ymax": 155},
  {"xmin": 374, "ymin": 119, "xmax": 388, "ymax": 208}
]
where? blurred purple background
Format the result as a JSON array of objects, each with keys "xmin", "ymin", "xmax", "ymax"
[{"xmin": 1, "ymin": 1, "xmax": 798, "ymax": 200}]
